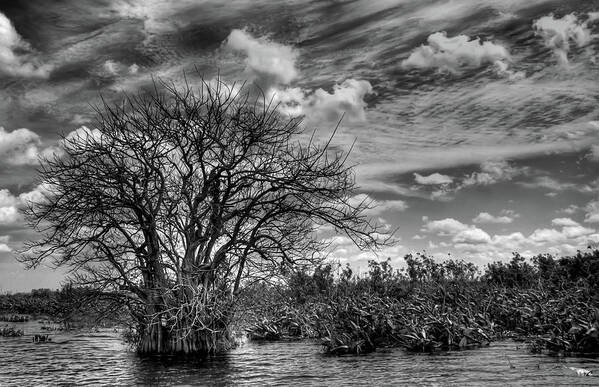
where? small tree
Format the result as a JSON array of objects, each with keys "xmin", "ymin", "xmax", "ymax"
[{"xmin": 21, "ymin": 78, "xmax": 386, "ymax": 355}]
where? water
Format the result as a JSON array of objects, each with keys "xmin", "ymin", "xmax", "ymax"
[{"xmin": 1, "ymin": 321, "xmax": 598, "ymax": 386}]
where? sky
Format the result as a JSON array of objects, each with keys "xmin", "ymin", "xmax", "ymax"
[{"xmin": 1, "ymin": 0, "xmax": 599, "ymax": 291}]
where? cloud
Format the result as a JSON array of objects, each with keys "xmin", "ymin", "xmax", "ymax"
[
  {"xmin": 453, "ymin": 227, "xmax": 491, "ymax": 244},
  {"xmin": 558, "ymin": 204, "xmax": 580, "ymax": 215},
  {"xmin": 423, "ymin": 214, "xmax": 598, "ymax": 263},
  {"xmin": 18, "ymin": 183, "xmax": 54, "ymax": 206},
  {"xmin": 0, "ymin": 206, "xmax": 19, "ymax": 225},
  {"xmin": 64, "ymin": 126, "xmax": 103, "ymax": 143},
  {"xmin": 423, "ymin": 218, "xmax": 469, "ymax": 236},
  {"xmin": 0, "ymin": 127, "xmax": 43, "ymax": 165},
  {"xmin": 423, "ymin": 217, "xmax": 491, "ymax": 244},
  {"xmin": 585, "ymin": 200, "xmax": 599, "ymax": 223},
  {"xmin": 519, "ymin": 176, "xmax": 599, "ymax": 195},
  {"xmin": 551, "ymin": 217, "xmax": 580, "ymax": 227},
  {"xmin": 226, "ymin": 29, "xmax": 298, "ymax": 90},
  {"xmin": 462, "ymin": 160, "xmax": 524, "ymax": 187},
  {"xmin": 272, "ymin": 79, "xmax": 373, "ymax": 124},
  {"xmin": 0, "ymin": 243, "xmax": 10, "ymax": 252},
  {"xmin": 348, "ymin": 194, "xmax": 407, "ymax": 217},
  {"xmin": 303, "ymin": 79, "xmax": 373, "ymax": 123},
  {"xmin": 323, "ymin": 234, "xmax": 405, "ymax": 268},
  {"xmin": 401, "ymin": 32, "xmax": 511, "ymax": 73},
  {"xmin": 589, "ymin": 145, "xmax": 599, "ymax": 161},
  {"xmin": 473, "ymin": 212, "xmax": 515, "ymax": 224},
  {"xmin": 533, "ymin": 13, "xmax": 596, "ymax": 65},
  {"xmin": 529, "ymin": 228, "xmax": 568, "ymax": 244},
  {"xmin": 0, "ymin": 12, "xmax": 52, "ymax": 78},
  {"xmin": 103, "ymin": 60, "xmax": 120, "ymax": 76},
  {"xmin": 0, "ymin": 189, "xmax": 20, "ymax": 225},
  {"xmin": 0, "ymin": 184, "xmax": 55, "ymax": 225},
  {"xmin": 367, "ymin": 199, "xmax": 408, "ymax": 216},
  {"xmin": 426, "ymin": 160, "xmax": 526, "ymax": 201},
  {"xmin": 225, "ymin": 30, "xmax": 372, "ymax": 124},
  {"xmin": 414, "ymin": 172, "xmax": 453, "ymax": 185}
]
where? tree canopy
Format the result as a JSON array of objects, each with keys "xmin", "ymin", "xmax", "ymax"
[{"xmin": 21, "ymin": 78, "xmax": 387, "ymax": 354}]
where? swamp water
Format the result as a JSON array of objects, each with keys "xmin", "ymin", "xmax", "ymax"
[{"xmin": 1, "ymin": 321, "xmax": 598, "ymax": 386}]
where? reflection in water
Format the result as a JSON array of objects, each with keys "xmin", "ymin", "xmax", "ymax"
[{"xmin": 1, "ymin": 321, "xmax": 598, "ymax": 386}]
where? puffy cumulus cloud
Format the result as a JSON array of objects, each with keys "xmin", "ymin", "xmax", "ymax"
[
  {"xmin": 323, "ymin": 234, "xmax": 405, "ymax": 269},
  {"xmin": 562, "ymin": 224, "xmax": 595, "ymax": 239},
  {"xmin": 271, "ymin": 79, "xmax": 373, "ymax": 124},
  {"xmin": 529, "ymin": 228, "xmax": 567, "ymax": 244},
  {"xmin": 453, "ymin": 227, "xmax": 491, "ymax": 244},
  {"xmin": 551, "ymin": 217, "xmax": 580, "ymax": 227},
  {"xmin": 64, "ymin": 126, "xmax": 103, "ymax": 143},
  {"xmin": 0, "ymin": 206, "xmax": 20, "ymax": 225},
  {"xmin": 0, "ymin": 184, "xmax": 56, "ymax": 225},
  {"xmin": 0, "ymin": 243, "xmax": 10, "ymax": 253},
  {"xmin": 585, "ymin": 200, "xmax": 599, "ymax": 223},
  {"xmin": 103, "ymin": 60, "xmax": 120, "ymax": 76},
  {"xmin": 414, "ymin": 172, "xmax": 453, "ymax": 185},
  {"xmin": 423, "ymin": 215, "xmax": 598, "ymax": 263},
  {"xmin": 401, "ymin": 32, "xmax": 512, "ymax": 74},
  {"xmin": 423, "ymin": 218, "xmax": 469, "ymax": 236},
  {"xmin": 426, "ymin": 160, "xmax": 525, "ymax": 201},
  {"xmin": 96, "ymin": 60, "xmax": 140, "ymax": 79},
  {"xmin": 0, "ymin": 127, "xmax": 43, "ymax": 165},
  {"xmin": 528, "ymin": 219, "xmax": 594, "ymax": 245},
  {"xmin": 423, "ymin": 217, "xmax": 490, "ymax": 244},
  {"xmin": 0, "ymin": 189, "xmax": 18, "ymax": 207},
  {"xmin": 225, "ymin": 29, "xmax": 298, "ymax": 90},
  {"xmin": 28, "ymin": 126, "xmax": 104, "ymax": 161},
  {"xmin": 462, "ymin": 160, "xmax": 524, "ymax": 187},
  {"xmin": 493, "ymin": 60, "xmax": 525, "ymax": 81},
  {"xmin": 558, "ymin": 205, "xmax": 581, "ymax": 215},
  {"xmin": 0, "ymin": 189, "xmax": 20, "ymax": 225},
  {"xmin": 0, "ymin": 235, "xmax": 11, "ymax": 252},
  {"xmin": 0, "ymin": 12, "xmax": 52, "ymax": 78},
  {"xmin": 473, "ymin": 211, "xmax": 515, "ymax": 224},
  {"xmin": 225, "ymin": 29, "xmax": 373, "ymax": 125},
  {"xmin": 18, "ymin": 183, "xmax": 54, "ymax": 206},
  {"xmin": 302, "ymin": 80, "xmax": 372, "ymax": 123},
  {"xmin": 527, "ymin": 224, "xmax": 594, "ymax": 247},
  {"xmin": 533, "ymin": 13, "xmax": 596, "ymax": 65}
]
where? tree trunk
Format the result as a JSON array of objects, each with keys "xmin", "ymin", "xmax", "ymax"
[
  {"xmin": 138, "ymin": 310, "xmax": 233, "ymax": 357},
  {"xmin": 137, "ymin": 321, "xmax": 231, "ymax": 356}
]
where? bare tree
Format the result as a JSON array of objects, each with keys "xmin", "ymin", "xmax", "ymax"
[{"xmin": 21, "ymin": 78, "xmax": 387, "ymax": 355}]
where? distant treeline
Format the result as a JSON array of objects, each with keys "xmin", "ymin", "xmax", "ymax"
[
  {"xmin": 242, "ymin": 249, "xmax": 599, "ymax": 356},
  {"xmin": 0, "ymin": 288, "xmax": 65, "ymax": 315},
  {"xmin": 0, "ymin": 285, "xmax": 128, "ymax": 327}
]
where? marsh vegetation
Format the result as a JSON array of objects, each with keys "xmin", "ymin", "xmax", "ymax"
[{"xmin": 244, "ymin": 250, "xmax": 599, "ymax": 357}]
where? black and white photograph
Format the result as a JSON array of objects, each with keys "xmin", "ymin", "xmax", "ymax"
[{"xmin": 0, "ymin": 0, "xmax": 599, "ymax": 385}]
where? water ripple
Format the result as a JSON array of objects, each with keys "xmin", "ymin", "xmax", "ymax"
[{"xmin": 1, "ymin": 322, "xmax": 598, "ymax": 386}]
